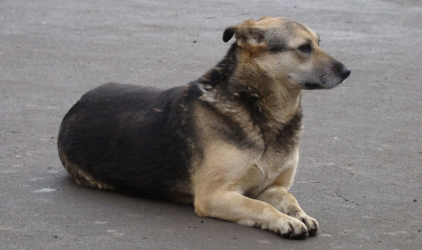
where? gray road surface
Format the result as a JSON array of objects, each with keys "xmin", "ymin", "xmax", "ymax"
[{"xmin": 1, "ymin": 0, "xmax": 421, "ymax": 249}]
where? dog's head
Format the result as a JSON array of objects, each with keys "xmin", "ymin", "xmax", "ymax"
[{"xmin": 223, "ymin": 16, "xmax": 351, "ymax": 90}]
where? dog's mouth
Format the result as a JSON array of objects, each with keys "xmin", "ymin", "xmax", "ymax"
[
  {"xmin": 304, "ymin": 82, "xmax": 324, "ymax": 90},
  {"xmin": 303, "ymin": 77, "xmax": 348, "ymax": 90},
  {"xmin": 303, "ymin": 65, "xmax": 351, "ymax": 90}
]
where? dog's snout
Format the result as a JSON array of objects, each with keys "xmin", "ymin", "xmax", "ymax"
[{"xmin": 340, "ymin": 66, "xmax": 351, "ymax": 80}]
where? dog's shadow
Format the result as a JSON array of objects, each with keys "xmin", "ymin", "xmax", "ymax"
[{"xmin": 55, "ymin": 174, "xmax": 209, "ymax": 227}]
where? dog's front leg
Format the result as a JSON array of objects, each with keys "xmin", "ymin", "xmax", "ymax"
[
  {"xmin": 256, "ymin": 185, "xmax": 319, "ymax": 236},
  {"xmin": 194, "ymin": 191, "xmax": 309, "ymax": 239}
]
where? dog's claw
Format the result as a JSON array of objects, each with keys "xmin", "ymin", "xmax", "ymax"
[
  {"xmin": 290, "ymin": 226, "xmax": 308, "ymax": 240},
  {"xmin": 298, "ymin": 214, "xmax": 319, "ymax": 237},
  {"xmin": 308, "ymin": 220, "xmax": 319, "ymax": 236},
  {"xmin": 279, "ymin": 219, "xmax": 308, "ymax": 240}
]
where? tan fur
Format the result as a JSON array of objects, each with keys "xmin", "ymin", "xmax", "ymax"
[{"xmin": 191, "ymin": 107, "xmax": 313, "ymax": 236}]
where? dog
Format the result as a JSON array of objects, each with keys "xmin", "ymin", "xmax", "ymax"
[{"xmin": 58, "ymin": 16, "xmax": 350, "ymax": 239}]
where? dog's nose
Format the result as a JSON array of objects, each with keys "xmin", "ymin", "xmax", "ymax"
[{"xmin": 341, "ymin": 66, "xmax": 351, "ymax": 80}]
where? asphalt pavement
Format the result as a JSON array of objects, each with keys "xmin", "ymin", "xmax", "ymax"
[{"xmin": 1, "ymin": 0, "xmax": 421, "ymax": 249}]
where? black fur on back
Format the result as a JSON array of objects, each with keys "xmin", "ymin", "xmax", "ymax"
[{"xmin": 58, "ymin": 83, "xmax": 198, "ymax": 199}]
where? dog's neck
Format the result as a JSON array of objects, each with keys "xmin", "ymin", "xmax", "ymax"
[
  {"xmin": 234, "ymin": 60, "xmax": 303, "ymax": 124},
  {"xmin": 196, "ymin": 43, "xmax": 303, "ymax": 144},
  {"xmin": 232, "ymin": 58, "xmax": 303, "ymax": 141}
]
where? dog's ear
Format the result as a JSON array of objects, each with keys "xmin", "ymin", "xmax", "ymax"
[
  {"xmin": 257, "ymin": 16, "xmax": 271, "ymax": 21},
  {"xmin": 222, "ymin": 19, "xmax": 267, "ymax": 53},
  {"xmin": 222, "ymin": 27, "xmax": 236, "ymax": 43}
]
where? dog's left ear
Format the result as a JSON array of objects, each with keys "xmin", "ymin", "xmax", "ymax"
[{"xmin": 223, "ymin": 19, "xmax": 266, "ymax": 53}]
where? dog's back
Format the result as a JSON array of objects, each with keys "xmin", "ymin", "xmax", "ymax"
[{"xmin": 58, "ymin": 83, "xmax": 192, "ymax": 199}]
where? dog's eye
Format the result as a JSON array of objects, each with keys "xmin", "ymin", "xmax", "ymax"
[{"xmin": 298, "ymin": 43, "xmax": 312, "ymax": 53}]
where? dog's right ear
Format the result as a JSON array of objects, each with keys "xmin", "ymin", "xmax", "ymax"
[{"xmin": 222, "ymin": 19, "xmax": 267, "ymax": 53}]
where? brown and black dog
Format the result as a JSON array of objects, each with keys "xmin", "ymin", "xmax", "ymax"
[{"xmin": 58, "ymin": 16, "xmax": 350, "ymax": 239}]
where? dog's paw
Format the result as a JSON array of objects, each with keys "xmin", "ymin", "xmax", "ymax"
[
  {"xmin": 276, "ymin": 218, "xmax": 308, "ymax": 239},
  {"xmin": 295, "ymin": 213, "xmax": 319, "ymax": 236}
]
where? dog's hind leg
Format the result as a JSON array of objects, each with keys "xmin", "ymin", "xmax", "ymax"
[{"xmin": 58, "ymin": 149, "xmax": 114, "ymax": 190}]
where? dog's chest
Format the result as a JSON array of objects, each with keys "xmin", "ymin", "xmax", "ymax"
[{"xmin": 246, "ymin": 146, "xmax": 299, "ymax": 198}]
